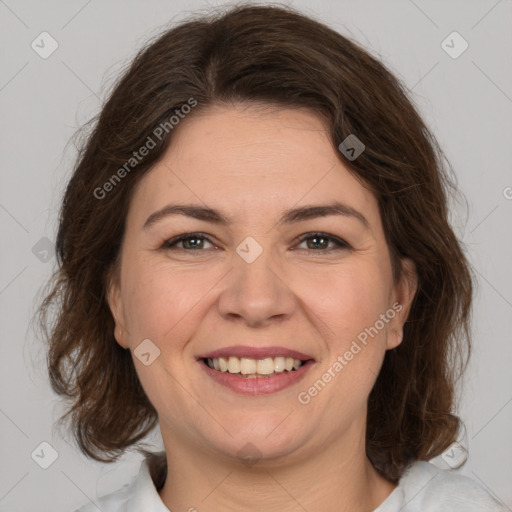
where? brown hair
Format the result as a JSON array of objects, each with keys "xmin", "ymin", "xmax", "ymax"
[{"xmin": 36, "ymin": 3, "xmax": 473, "ymax": 481}]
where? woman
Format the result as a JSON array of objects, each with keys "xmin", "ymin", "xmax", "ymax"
[{"xmin": 37, "ymin": 4, "xmax": 506, "ymax": 511}]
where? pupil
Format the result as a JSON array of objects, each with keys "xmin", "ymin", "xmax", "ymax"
[
  {"xmin": 185, "ymin": 237, "xmax": 202, "ymax": 249},
  {"xmin": 309, "ymin": 236, "xmax": 327, "ymax": 249}
]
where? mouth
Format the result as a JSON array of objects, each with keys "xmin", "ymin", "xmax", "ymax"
[
  {"xmin": 201, "ymin": 355, "xmax": 309, "ymax": 378},
  {"xmin": 196, "ymin": 346, "xmax": 315, "ymax": 395}
]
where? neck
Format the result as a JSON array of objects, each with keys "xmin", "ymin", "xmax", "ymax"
[{"xmin": 156, "ymin": 422, "xmax": 396, "ymax": 512}]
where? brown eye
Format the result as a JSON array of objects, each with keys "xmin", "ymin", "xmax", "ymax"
[
  {"xmin": 161, "ymin": 233, "xmax": 215, "ymax": 250},
  {"xmin": 296, "ymin": 233, "xmax": 350, "ymax": 251}
]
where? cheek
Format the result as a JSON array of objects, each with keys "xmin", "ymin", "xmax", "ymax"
[
  {"xmin": 304, "ymin": 272, "xmax": 391, "ymax": 411},
  {"xmin": 121, "ymin": 260, "xmax": 221, "ymax": 345},
  {"xmin": 302, "ymin": 264, "xmax": 392, "ymax": 405},
  {"xmin": 305, "ymin": 265, "xmax": 391, "ymax": 344}
]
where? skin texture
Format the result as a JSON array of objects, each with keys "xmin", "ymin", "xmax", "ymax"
[{"xmin": 107, "ymin": 104, "xmax": 417, "ymax": 511}]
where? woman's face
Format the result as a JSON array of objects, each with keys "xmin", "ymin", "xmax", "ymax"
[{"xmin": 108, "ymin": 104, "xmax": 416, "ymax": 465}]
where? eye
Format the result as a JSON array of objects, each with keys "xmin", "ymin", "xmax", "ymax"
[
  {"xmin": 295, "ymin": 232, "xmax": 351, "ymax": 251},
  {"xmin": 160, "ymin": 233, "xmax": 216, "ymax": 251},
  {"xmin": 160, "ymin": 232, "xmax": 351, "ymax": 253}
]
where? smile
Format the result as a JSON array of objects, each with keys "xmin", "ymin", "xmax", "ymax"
[
  {"xmin": 204, "ymin": 356, "xmax": 305, "ymax": 378},
  {"xmin": 199, "ymin": 357, "xmax": 314, "ymax": 395}
]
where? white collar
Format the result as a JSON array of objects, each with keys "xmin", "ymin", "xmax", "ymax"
[{"xmin": 125, "ymin": 456, "xmax": 170, "ymax": 512}]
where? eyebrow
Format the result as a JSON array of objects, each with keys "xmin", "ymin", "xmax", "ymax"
[{"xmin": 143, "ymin": 201, "xmax": 370, "ymax": 231}]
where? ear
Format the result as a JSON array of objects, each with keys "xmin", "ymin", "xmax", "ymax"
[
  {"xmin": 386, "ymin": 258, "xmax": 418, "ymax": 350},
  {"xmin": 106, "ymin": 267, "xmax": 129, "ymax": 349}
]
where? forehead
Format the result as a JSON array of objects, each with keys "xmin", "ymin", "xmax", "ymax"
[{"xmin": 127, "ymin": 105, "xmax": 380, "ymax": 229}]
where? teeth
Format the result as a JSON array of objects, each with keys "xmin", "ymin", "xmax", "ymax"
[
  {"xmin": 228, "ymin": 356, "xmax": 240, "ymax": 373},
  {"xmin": 240, "ymin": 357, "xmax": 257, "ymax": 375},
  {"xmin": 257, "ymin": 358, "xmax": 275, "ymax": 375},
  {"xmin": 219, "ymin": 357, "xmax": 228, "ymax": 372},
  {"xmin": 274, "ymin": 356, "xmax": 285, "ymax": 373},
  {"xmin": 206, "ymin": 356, "xmax": 304, "ymax": 376}
]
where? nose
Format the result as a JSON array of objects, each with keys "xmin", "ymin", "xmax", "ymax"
[{"xmin": 216, "ymin": 241, "xmax": 297, "ymax": 328}]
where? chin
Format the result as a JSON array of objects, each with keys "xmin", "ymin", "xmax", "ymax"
[{"xmin": 204, "ymin": 420, "xmax": 308, "ymax": 466}]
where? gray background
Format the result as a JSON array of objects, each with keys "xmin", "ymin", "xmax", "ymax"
[{"xmin": 1, "ymin": 0, "xmax": 511, "ymax": 510}]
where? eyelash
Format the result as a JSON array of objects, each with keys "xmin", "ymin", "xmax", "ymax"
[{"xmin": 160, "ymin": 232, "xmax": 351, "ymax": 253}]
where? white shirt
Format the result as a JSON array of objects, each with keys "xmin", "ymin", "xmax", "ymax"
[{"xmin": 74, "ymin": 455, "xmax": 507, "ymax": 511}]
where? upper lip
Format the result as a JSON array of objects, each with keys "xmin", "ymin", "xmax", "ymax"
[{"xmin": 197, "ymin": 346, "xmax": 315, "ymax": 361}]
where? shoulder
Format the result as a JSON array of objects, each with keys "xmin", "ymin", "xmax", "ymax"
[
  {"xmin": 395, "ymin": 461, "xmax": 507, "ymax": 511},
  {"xmin": 71, "ymin": 452, "xmax": 168, "ymax": 512},
  {"xmin": 72, "ymin": 481, "xmax": 134, "ymax": 512}
]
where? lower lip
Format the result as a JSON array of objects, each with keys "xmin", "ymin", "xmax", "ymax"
[{"xmin": 199, "ymin": 360, "xmax": 315, "ymax": 395}]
